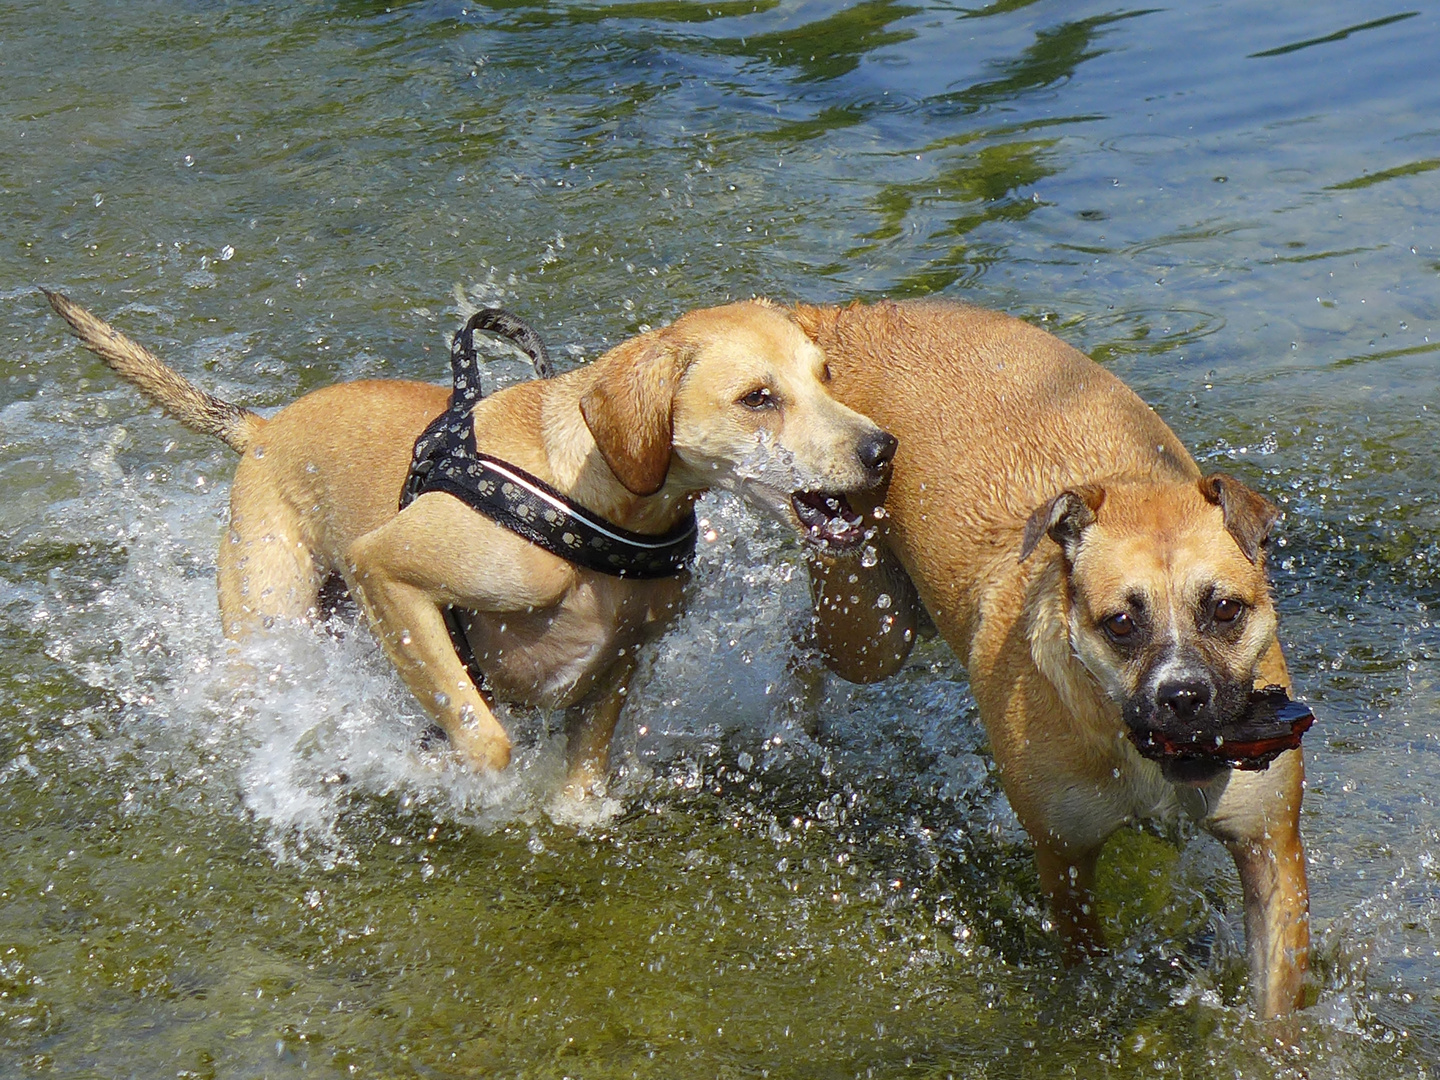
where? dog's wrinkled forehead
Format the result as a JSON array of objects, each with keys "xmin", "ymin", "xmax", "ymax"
[{"xmin": 1069, "ymin": 483, "xmax": 1270, "ymax": 608}]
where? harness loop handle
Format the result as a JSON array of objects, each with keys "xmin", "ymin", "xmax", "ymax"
[{"xmin": 449, "ymin": 308, "xmax": 554, "ymax": 412}]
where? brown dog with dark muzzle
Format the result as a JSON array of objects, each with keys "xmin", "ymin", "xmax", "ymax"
[{"xmin": 796, "ymin": 298, "xmax": 1309, "ymax": 1018}]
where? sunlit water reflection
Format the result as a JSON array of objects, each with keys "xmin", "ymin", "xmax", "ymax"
[{"xmin": 3, "ymin": 1, "xmax": 1438, "ymax": 1075}]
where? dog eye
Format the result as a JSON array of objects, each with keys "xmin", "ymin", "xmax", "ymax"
[
  {"xmin": 1213, "ymin": 598, "xmax": 1244, "ymax": 623},
  {"xmin": 739, "ymin": 387, "xmax": 774, "ymax": 410},
  {"xmin": 1103, "ymin": 612, "xmax": 1134, "ymax": 639}
]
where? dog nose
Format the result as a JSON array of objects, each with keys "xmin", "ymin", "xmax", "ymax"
[
  {"xmin": 1156, "ymin": 679, "xmax": 1211, "ymax": 723},
  {"xmin": 858, "ymin": 430, "xmax": 898, "ymax": 474}
]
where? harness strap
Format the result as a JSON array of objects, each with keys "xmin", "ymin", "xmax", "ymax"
[
  {"xmin": 418, "ymin": 454, "xmax": 697, "ymax": 578},
  {"xmin": 400, "ymin": 308, "xmax": 695, "ymax": 691}
]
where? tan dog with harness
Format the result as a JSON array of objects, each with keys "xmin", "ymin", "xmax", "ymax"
[
  {"xmin": 798, "ymin": 299, "xmax": 1311, "ymax": 1017},
  {"xmin": 44, "ymin": 290, "xmax": 896, "ymax": 794}
]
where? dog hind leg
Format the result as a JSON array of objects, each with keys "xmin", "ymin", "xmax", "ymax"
[{"xmin": 217, "ymin": 463, "xmax": 324, "ymax": 635}]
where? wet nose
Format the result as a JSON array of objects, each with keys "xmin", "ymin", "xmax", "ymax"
[
  {"xmin": 1156, "ymin": 679, "xmax": 1211, "ymax": 723},
  {"xmin": 857, "ymin": 430, "xmax": 898, "ymax": 474}
]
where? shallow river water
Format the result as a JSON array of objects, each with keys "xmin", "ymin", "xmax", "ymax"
[{"xmin": 3, "ymin": 1, "xmax": 1439, "ymax": 1077}]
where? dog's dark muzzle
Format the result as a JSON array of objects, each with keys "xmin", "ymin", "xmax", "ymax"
[{"xmin": 1125, "ymin": 684, "xmax": 1315, "ymax": 784}]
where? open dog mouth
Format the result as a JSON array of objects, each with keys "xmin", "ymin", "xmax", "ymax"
[
  {"xmin": 791, "ymin": 490, "xmax": 865, "ymax": 547},
  {"xmin": 1128, "ymin": 686, "xmax": 1314, "ymax": 783}
]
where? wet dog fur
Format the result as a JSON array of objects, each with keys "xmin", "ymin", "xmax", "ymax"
[
  {"xmin": 45, "ymin": 290, "xmax": 895, "ymax": 794},
  {"xmin": 795, "ymin": 298, "xmax": 1308, "ymax": 1018}
]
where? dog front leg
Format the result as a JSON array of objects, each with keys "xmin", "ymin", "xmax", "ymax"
[
  {"xmin": 346, "ymin": 498, "xmax": 571, "ymax": 773},
  {"xmin": 806, "ymin": 543, "xmax": 920, "ymax": 684},
  {"xmin": 349, "ymin": 569, "xmax": 513, "ymax": 771},
  {"xmin": 1202, "ymin": 746, "xmax": 1309, "ymax": 1018},
  {"xmin": 1198, "ymin": 637, "xmax": 1309, "ymax": 1017},
  {"xmin": 976, "ymin": 672, "xmax": 1124, "ymax": 962},
  {"xmin": 1230, "ymin": 825, "xmax": 1309, "ymax": 1018},
  {"xmin": 1033, "ymin": 838, "xmax": 1105, "ymax": 960}
]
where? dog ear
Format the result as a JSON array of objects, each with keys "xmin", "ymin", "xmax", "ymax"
[
  {"xmin": 579, "ymin": 333, "xmax": 682, "ymax": 496},
  {"xmin": 1198, "ymin": 473, "xmax": 1279, "ymax": 563},
  {"xmin": 790, "ymin": 303, "xmax": 830, "ymax": 344},
  {"xmin": 791, "ymin": 300, "xmax": 862, "ymax": 348},
  {"xmin": 1020, "ymin": 486, "xmax": 1105, "ymax": 563}
]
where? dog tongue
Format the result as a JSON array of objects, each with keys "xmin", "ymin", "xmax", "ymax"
[{"xmin": 792, "ymin": 491, "xmax": 864, "ymax": 546}]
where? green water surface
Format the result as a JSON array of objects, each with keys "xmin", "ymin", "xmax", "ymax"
[{"xmin": 3, "ymin": 1, "xmax": 1439, "ymax": 1076}]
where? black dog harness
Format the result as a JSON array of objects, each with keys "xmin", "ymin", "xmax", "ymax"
[{"xmin": 400, "ymin": 309, "xmax": 697, "ymax": 687}]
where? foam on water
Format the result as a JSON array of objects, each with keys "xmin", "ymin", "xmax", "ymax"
[{"xmin": 15, "ymin": 402, "xmax": 1010, "ymax": 867}]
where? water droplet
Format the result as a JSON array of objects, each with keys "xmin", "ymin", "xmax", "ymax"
[
  {"xmin": 860, "ymin": 545, "xmax": 879, "ymax": 568},
  {"xmin": 183, "ymin": 154, "xmax": 195, "ymax": 167},
  {"xmin": 220, "ymin": 245, "xmax": 235, "ymax": 261},
  {"xmin": 92, "ymin": 192, "xmax": 104, "ymax": 206},
  {"xmin": 400, "ymin": 630, "xmax": 412, "ymax": 645},
  {"xmin": 875, "ymin": 593, "xmax": 891, "ymax": 610},
  {"xmin": 433, "ymin": 691, "xmax": 450, "ymax": 708}
]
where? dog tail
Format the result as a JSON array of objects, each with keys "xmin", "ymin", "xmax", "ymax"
[{"xmin": 43, "ymin": 288, "xmax": 263, "ymax": 454}]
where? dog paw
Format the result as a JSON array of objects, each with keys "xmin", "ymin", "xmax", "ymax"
[
  {"xmin": 560, "ymin": 765, "xmax": 606, "ymax": 801},
  {"xmin": 550, "ymin": 781, "xmax": 622, "ymax": 827},
  {"xmin": 450, "ymin": 727, "xmax": 512, "ymax": 772}
]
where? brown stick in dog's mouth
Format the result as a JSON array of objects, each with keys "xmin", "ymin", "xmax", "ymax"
[
  {"xmin": 1128, "ymin": 687, "xmax": 1315, "ymax": 783},
  {"xmin": 791, "ymin": 491, "xmax": 866, "ymax": 548}
]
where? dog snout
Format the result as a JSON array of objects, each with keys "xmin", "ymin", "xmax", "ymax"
[
  {"xmin": 857, "ymin": 429, "xmax": 898, "ymax": 475},
  {"xmin": 1155, "ymin": 678, "xmax": 1211, "ymax": 723}
]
